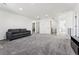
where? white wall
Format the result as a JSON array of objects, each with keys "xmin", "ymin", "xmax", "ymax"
[
  {"xmin": 39, "ymin": 18, "xmax": 51, "ymax": 34},
  {"xmin": 51, "ymin": 18, "xmax": 58, "ymax": 29},
  {"xmin": 55, "ymin": 11, "xmax": 74, "ymax": 35},
  {"xmin": 0, "ymin": 10, "xmax": 32, "ymax": 40},
  {"xmin": 36, "ymin": 18, "xmax": 57, "ymax": 34},
  {"xmin": 74, "ymin": 4, "xmax": 79, "ymax": 37}
]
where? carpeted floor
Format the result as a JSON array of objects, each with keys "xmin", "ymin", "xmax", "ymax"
[{"xmin": 0, "ymin": 34, "xmax": 75, "ymax": 55}]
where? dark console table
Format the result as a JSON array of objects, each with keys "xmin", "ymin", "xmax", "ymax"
[{"xmin": 71, "ymin": 36, "xmax": 79, "ymax": 55}]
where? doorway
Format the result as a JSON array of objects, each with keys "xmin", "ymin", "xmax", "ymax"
[
  {"xmin": 36, "ymin": 22, "xmax": 40, "ymax": 33},
  {"xmin": 32, "ymin": 23, "xmax": 35, "ymax": 34}
]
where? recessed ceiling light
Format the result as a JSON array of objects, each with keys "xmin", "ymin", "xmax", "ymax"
[
  {"xmin": 36, "ymin": 16, "xmax": 40, "ymax": 18},
  {"xmin": 19, "ymin": 8, "xmax": 23, "ymax": 11},
  {"xmin": 35, "ymin": 16, "xmax": 40, "ymax": 20}
]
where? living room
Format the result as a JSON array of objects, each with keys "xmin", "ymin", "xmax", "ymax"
[{"xmin": 0, "ymin": 3, "xmax": 79, "ymax": 55}]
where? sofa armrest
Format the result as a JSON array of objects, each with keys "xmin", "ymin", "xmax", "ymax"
[{"xmin": 6, "ymin": 32, "xmax": 12, "ymax": 39}]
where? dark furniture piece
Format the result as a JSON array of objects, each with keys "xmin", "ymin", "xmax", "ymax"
[
  {"xmin": 71, "ymin": 36, "xmax": 79, "ymax": 55},
  {"xmin": 6, "ymin": 29, "xmax": 31, "ymax": 41}
]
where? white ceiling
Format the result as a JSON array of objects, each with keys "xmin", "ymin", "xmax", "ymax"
[{"xmin": 0, "ymin": 3, "xmax": 78, "ymax": 19}]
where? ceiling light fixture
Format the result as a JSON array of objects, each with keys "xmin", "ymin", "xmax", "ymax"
[
  {"xmin": 19, "ymin": 8, "xmax": 23, "ymax": 11},
  {"xmin": 35, "ymin": 16, "xmax": 40, "ymax": 20},
  {"xmin": 36, "ymin": 16, "xmax": 40, "ymax": 18}
]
